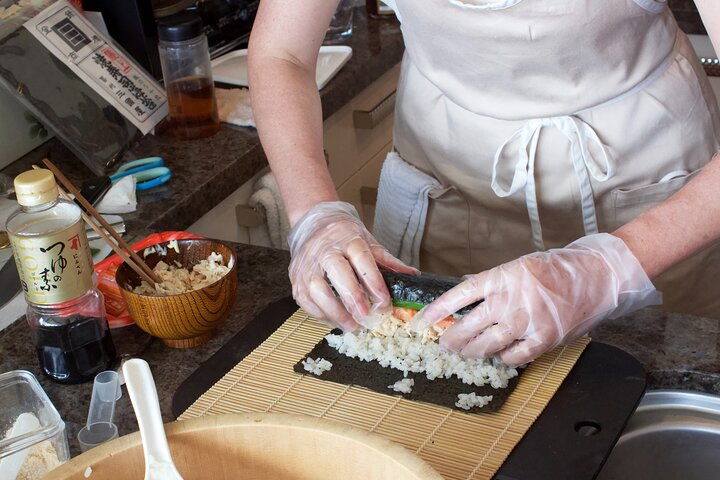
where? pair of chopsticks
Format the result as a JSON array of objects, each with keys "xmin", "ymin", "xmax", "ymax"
[{"xmin": 35, "ymin": 159, "xmax": 161, "ymax": 287}]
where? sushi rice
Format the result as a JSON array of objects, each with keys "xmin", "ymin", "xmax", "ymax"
[
  {"xmin": 455, "ymin": 392, "xmax": 494, "ymax": 410},
  {"xmin": 325, "ymin": 314, "xmax": 518, "ymax": 389},
  {"xmin": 388, "ymin": 378, "xmax": 415, "ymax": 394},
  {"xmin": 302, "ymin": 357, "xmax": 333, "ymax": 376}
]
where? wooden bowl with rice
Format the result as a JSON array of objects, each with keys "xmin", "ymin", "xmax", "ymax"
[{"xmin": 115, "ymin": 238, "xmax": 237, "ymax": 348}]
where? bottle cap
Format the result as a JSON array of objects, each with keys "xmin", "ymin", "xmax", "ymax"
[
  {"xmin": 157, "ymin": 12, "xmax": 203, "ymax": 42},
  {"xmin": 14, "ymin": 169, "xmax": 58, "ymax": 207}
]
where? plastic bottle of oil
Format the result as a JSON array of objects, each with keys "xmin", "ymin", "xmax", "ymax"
[{"xmin": 6, "ymin": 169, "xmax": 116, "ymax": 384}]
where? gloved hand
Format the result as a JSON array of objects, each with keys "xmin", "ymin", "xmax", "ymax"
[
  {"xmin": 411, "ymin": 233, "xmax": 661, "ymax": 367},
  {"xmin": 288, "ymin": 201, "xmax": 418, "ymax": 331}
]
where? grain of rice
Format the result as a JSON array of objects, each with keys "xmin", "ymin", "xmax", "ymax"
[
  {"xmin": 388, "ymin": 378, "xmax": 415, "ymax": 394},
  {"xmin": 455, "ymin": 392, "xmax": 494, "ymax": 410},
  {"xmin": 301, "ymin": 357, "xmax": 333, "ymax": 376}
]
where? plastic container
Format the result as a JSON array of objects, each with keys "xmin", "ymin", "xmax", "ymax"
[
  {"xmin": 0, "ymin": 370, "xmax": 69, "ymax": 479},
  {"xmin": 6, "ymin": 170, "xmax": 117, "ymax": 385},
  {"xmin": 157, "ymin": 13, "xmax": 220, "ymax": 140}
]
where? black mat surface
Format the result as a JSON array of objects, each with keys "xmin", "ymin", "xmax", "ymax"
[{"xmin": 293, "ymin": 330, "xmax": 523, "ymax": 413}]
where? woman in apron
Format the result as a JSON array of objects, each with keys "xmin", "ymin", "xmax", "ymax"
[{"xmin": 248, "ymin": 0, "xmax": 720, "ymax": 367}]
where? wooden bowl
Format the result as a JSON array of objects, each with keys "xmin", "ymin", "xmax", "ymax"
[
  {"xmin": 49, "ymin": 413, "xmax": 443, "ymax": 480},
  {"xmin": 115, "ymin": 239, "xmax": 237, "ymax": 348}
]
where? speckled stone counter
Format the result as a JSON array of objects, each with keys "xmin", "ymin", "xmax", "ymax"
[
  {"xmin": 0, "ymin": 243, "xmax": 291, "ymax": 456},
  {"xmin": 591, "ymin": 309, "xmax": 720, "ymax": 393}
]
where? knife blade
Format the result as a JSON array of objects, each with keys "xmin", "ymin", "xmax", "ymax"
[{"xmin": 0, "ymin": 257, "xmax": 21, "ymax": 309}]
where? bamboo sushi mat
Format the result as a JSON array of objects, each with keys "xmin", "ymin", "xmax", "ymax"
[{"xmin": 180, "ymin": 309, "xmax": 590, "ymax": 480}]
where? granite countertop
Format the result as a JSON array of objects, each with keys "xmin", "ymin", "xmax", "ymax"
[
  {"xmin": 0, "ymin": 5, "xmax": 405, "ymax": 242},
  {"xmin": 0, "ymin": 243, "xmax": 291, "ymax": 456},
  {"xmin": 1, "ymin": 2, "xmax": 719, "ymax": 462}
]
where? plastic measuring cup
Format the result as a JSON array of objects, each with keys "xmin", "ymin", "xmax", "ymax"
[{"xmin": 77, "ymin": 370, "xmax": 121, "ymax": 452}]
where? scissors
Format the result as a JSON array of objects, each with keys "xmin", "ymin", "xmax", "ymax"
[{"xmin": 110, "ymin": 157, "xmax": 171, "ymax": 191}]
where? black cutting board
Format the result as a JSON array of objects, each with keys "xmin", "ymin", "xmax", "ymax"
[{"xmin": 173, "ymin": 296, "xmax": 646, "ymax": 480}]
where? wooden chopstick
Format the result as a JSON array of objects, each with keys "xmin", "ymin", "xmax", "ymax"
[
  {"xmin": 30, "ymin": 165, "xmax": 156, "ymax": 286},
  {"xmin": 37, "ymin": 160, "xmax": 161, "ymax": 285}
]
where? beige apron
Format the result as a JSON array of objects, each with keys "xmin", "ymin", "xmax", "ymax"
[{"xmin": 373, "ymin": 0, "xmax": 720, "ymax": 318}]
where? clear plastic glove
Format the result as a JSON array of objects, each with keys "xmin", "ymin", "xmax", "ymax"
[
  {"xmin": 288, "ymin": 201, "xmax": 418, "ymax": 331},
  {"xmin": 411, "ymin": 233, "xmax": 661, "ymax": 367}
]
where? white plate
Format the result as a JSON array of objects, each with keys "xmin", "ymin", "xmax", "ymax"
[{"xmin": 212, "ymin": 45, "xmax": 353, "ymax": 90}]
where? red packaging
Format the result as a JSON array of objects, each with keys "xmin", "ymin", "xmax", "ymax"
[{"xmin": 94, "ymin": 231, "xmax": 202, "ymax": 328}]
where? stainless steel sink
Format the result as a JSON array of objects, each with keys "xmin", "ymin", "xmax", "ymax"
[{"xmin": 598, "ymin": 390, "xmax": 720, "ymax": 480}]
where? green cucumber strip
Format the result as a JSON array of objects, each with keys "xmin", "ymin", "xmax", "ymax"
[{"xmin": 391, "ymin": 300, "xmax": 426, "ymax": 311}]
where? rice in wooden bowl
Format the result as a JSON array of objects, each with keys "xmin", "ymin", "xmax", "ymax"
[{"xmin": 115, "ymin": 238, "xmax": 237, "ymax": 348}]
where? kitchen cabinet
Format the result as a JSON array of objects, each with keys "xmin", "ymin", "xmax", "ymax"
[
  {"xmin": 187, "ymin": 166, "xmax": 271, "ymax": 245},
  {"xmin": 336, "ymin": 143, "xmax": 386, "ymax": 226},
  {"xmin": 324, "ymin": 62, "xmax": 399, "ymax": 227},
  {"xmin": 187, "ymin": 63, "xmax": 401, "ymax": 246}
]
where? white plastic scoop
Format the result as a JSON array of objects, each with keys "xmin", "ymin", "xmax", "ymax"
[{"xmin": 122, "ymin": 359, "xmax": 183, "ymax": 480}]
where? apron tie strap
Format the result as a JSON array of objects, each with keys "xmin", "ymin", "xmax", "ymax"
[{"xmin": 491, "ymin": 116, "xmax": 614, "ymax": 251}]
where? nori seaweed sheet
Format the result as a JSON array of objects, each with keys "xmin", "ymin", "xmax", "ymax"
[
  {"xmin": 293, "ymin": 330, "xmax": 524, "ymax": 413},
  {"xmin": 380, "ymin": 270, "xmax": 481, "ymax": 314}
]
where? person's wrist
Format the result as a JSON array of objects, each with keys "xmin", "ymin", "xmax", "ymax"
[
  {"xmin": 287, "ymin": 193, "xmax": 341, "ymax": 227},
  {"xmin": 568, "ymin": 233, "xmax": 662, "ymax": 318},
  {"xmin": 287, "ymin": 201, "xmax": 362, "ymax": 254}
]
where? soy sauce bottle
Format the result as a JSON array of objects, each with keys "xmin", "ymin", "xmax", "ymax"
[{"xmin": 6, "ymin": 169, "xmax": 116, "ymax": 384}]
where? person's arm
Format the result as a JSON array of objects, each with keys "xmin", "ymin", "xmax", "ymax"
[
  {"xmin": 614, "ymin": 1, "xmax": 720, "ymax": 276},
  {"xmin": 414, "ymin": 3, "xmax": 720, "ymax": 367},
  {"xmin": 613, "ymin": 155, "xmax": 720, "ymax": 278},
  {"xmin": 248, "ymin": 0, "xmax": 417, "ymax": 330},
  {"xmin": 416, "ymin": 155, "xmax": 720, "ymax": 367},
  {"xmin": 248, "ymin": 0, "xmax": 340, "ymax": 225},
  {"xmin": 416, "ymin": 157, "xmax": 720, "ymax": 368}
]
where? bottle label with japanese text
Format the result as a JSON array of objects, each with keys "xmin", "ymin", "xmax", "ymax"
[
  {"xmin": 9, "ymin": 221, "xmax": 94, "ymax": 305},
  {"xmin": 23, "ymin": 0, "xmax": 168, "ymax": 135}
]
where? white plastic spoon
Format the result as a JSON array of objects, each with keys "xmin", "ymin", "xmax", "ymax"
[{"xmin": 122, "ymin": 359, "xmax": 184, "ymax": 480}]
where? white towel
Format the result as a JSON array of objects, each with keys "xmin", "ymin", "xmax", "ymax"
[
  {"xmin": 215, "ymin": 87, "xmax": 255, "ymax": 128},
  {"xmin": 372, "ymin": 152, "xmax": 441, "ymax": 267},
  {"xmin": 248, "ymin": 172, "xmax": 289, "ymax": 249}
]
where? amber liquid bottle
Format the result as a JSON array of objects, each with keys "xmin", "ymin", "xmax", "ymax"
[
  {"xmin": 158, "ymin": 13, "xmax": 220, "ymax": 140},
  {"xmin": 165, "ymin": 75, "xmax": 220, "ymax": 140}
]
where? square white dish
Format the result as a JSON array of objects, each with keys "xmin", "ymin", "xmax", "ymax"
[{"xmin": 211, "ymin": 45, "xmax": 353, "ymax": 90}]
